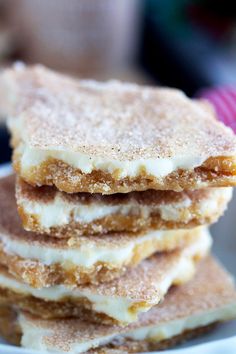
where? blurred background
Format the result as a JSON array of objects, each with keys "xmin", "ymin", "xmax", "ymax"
[
  {"xmin": 0, "ymin": 2, "xmax": 236, "ymax": 348},
  {"xmin": 1, "ymin": 0, "xmax": 236, "ymax": 163}
]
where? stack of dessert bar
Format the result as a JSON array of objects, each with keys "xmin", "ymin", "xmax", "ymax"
[{"xmin": 0, "ymin": 64, "xmax": 236, "ymax": 353}]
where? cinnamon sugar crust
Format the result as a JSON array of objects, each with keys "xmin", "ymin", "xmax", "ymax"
[
  {"xmin": 1, "ymin": 257, "xmax": 236, "ymax": 353},
  {"xmin": 4, "ymin": 64, "xmax": 236, "ymax": 193},
  {"xmin": 16, "ymin": 177, "xmax": 232, "ymax": 237}
]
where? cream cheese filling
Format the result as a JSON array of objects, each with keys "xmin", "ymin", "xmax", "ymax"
[
  {"xmin": 125, "ymin": 303, "xmax": 236, "ymax": 341},
  {"xmin": 0, "ymin": 227, "xmax": 207, "ymax": 268},
  {"xmin": 0, "ymin": 229, "xmax": 211, "ymax": 323},
  {"xmin": 19, "ymin": 188, "xmax": 232, "ymax": 229},
  {"xmin": 1, "ymin": 229, "xmax": 169, "ymax": 268},
  {"xmin": 19, "ymin": 302, "xmax": 236, "ymax": 354},
  {"xmin": 197, "ymin": 188, "xmax": 232, "ymax": 216},
  {"xmin": 20, "ymin": 194, "xmax": 193, "ymax": 228},
  {"xmin": 0, "ymin": 272, "xmax": 137, "ymax": 323},
  {"xmin": 17, "ymin": 141, "xmax": 206, "ymax": 179}
]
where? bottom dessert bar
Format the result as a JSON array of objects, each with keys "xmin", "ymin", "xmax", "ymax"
[{"xmin": 1, "ymin": 257, "xmax": 236, "ymax": 353}]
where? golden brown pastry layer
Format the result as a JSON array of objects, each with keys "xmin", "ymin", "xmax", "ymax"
[
  {"xmin": 16, "ymin": 177, "xmax": 232, "ymax": 237},
  {"xmin": 13, "ymin": 153, "xmax": 236, "ymax": 194}
]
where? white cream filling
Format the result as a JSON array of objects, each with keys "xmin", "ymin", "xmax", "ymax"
[
  {"xmin": 198, "ymin": 188, "xmax": 232, "ymax": 217},
  {"xmin": 1, "ymin": 228, "xmax": 192, "ymax": 268},
  {"xmin": 125, "ymin": 303, "xmax": 236, "ymax": 341},
  {"xmin": 20, "ymin": 188, "xmax": 232, "ymax": 229},
  {"xmin": 1, "ymin": 228, "xmax": 210, "ymax": 269},
  {"xmin": 0, "ymin": 272, "xmax": 136, "ymax": 323},
  {"xmin": 19, "ymin": 303, "xmax": 236, "ymax": 354},
  {"xmin": 22, "ymin": 194, "xmax": 143, "ymax": 228},
  {"xmin": 21, "ymin": 194, "xmax": 192, "ymax": 229},
  {"xmin": 0, "ymin": 229, "xmax": 211, "ymax": 323},
  {"xmin": 17, "ymin": 141, "xmax": 205, "ymax": 179}
]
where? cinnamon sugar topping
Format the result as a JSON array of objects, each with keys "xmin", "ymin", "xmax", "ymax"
[{"xmin": 4, "ymin": 64, "xmax": 236, "ymax": 160}]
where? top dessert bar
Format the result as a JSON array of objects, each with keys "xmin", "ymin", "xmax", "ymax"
[{"xmin": 4, "ymin": 64, "xmax": 236, "ymax": 193}]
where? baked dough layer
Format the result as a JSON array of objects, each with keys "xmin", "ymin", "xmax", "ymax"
[
  {"xmin": 16, "ymin": 177, "xmax": 232, "ymax": 237},
  {"xmin": 13, "ymin": 153, "xmax": 236, "ymax": 194}
]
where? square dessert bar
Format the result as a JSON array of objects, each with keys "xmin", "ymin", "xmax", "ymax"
[{"xmin": 4, "ymin": 64, "xmax": 236, "ymax": 194}]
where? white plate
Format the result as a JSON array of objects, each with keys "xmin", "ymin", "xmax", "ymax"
[{"xmin": 0, "ymin": 163, "xmax": 236, "ymax": 354}]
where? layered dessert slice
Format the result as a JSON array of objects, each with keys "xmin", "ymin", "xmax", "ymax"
[
  {"xmin": 1, "ymin": 257, "xmax": 236, "ymax": 353},
  {"xmin": 0, "ymin": 175, "xmax": 209, "ymax": 287},
  {"xmin": 16, "ymin": 177, "xmax": 232, "ymax": 237},
  {"xmin": 3, "ymin": 64, "xmax": 236, "ymax": 194},
  {"xmin": 0, "ymin": 227, "xmax": 210, "ymax": 325}
]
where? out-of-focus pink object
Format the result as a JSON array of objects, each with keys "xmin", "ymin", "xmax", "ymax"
[{"xmin": 199, "ymin": 87, "xmax": 236, "ymax": 133}]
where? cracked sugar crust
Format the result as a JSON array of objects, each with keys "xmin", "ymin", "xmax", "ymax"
[{"xmin": 4, "ymin": 64, "xmax": 236, "ymax": 160}]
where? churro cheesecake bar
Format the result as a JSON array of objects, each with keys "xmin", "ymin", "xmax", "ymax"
[
  {"xmin": 17, "ymin": 177, "xmax": 232, "ymax": 237},
  {"xmin": 0, "ymin": 228, "xmax": 210, "ymax": 325},
  {"xmin": 1, "ymin": 257, "xmax": 236, "ymax": 353},
  {"xmin": 0, "ymin": 175, "xmax": 209, "ymax": 288},
  {"xmin": 4, "ymin": 64, "xmax": 236, "ymax": 194}
]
